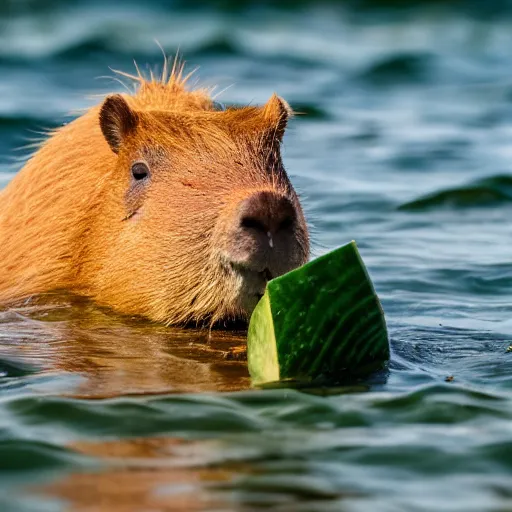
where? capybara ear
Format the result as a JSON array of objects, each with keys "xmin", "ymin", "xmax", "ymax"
[
  {"xmin": 262, "ymin": 93, "xmax": 293, "ymax": 142},
  {"xmin": 99, "ymin": 94, "xmax": 139, "ymax": 154}
]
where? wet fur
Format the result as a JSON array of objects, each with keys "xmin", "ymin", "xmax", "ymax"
[{"xmin": 0, "ymin": 58, "xmax": 309, "ymax": 326}]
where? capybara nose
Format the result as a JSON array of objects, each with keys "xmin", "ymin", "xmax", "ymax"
[
  {"xmin": 225, "ymin": 190, "xmax": 302, "ymax": 279},
  {"xmin": 238, "ymin": 191, "xmax": 296, "ymax": 238}
]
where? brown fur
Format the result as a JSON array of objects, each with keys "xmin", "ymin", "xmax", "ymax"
[{"xmin": 0, "ymin": 58, "xmax": 309, "ymax": 325}]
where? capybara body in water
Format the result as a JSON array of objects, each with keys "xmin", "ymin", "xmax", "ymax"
[{"xmin": 0, "ymin": 60, "xmax": 309, "ymax": 325}]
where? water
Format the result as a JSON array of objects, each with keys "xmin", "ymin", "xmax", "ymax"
[{"xmin": 1, "ymin": 1, "xmax": 512, "ymax": 510}]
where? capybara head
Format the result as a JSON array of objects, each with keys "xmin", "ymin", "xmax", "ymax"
[{"xmin": 93, "ymin": 83, "xmax": 309, "ymax": 326}]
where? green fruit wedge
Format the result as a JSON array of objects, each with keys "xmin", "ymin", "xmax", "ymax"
[{"xmin": 247, "ymin": 241, "xmax": 389, "ymax": 386}]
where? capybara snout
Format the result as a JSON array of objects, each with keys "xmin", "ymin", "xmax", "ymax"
[
  {"xmin": 222, "ymin": 190, "xmax": 307, "ymax": 279},
  {"xmin": 218, "ymin": 189, "xmax": 308, "ymax": 315},
  {"xmin": 0, "ymin": 60, "xmax": 310, "ymax": 326}
]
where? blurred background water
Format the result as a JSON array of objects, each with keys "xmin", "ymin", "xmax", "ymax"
[{"xmin": 1, "ymin": 0, "xmax": 512, "ymax": 510}]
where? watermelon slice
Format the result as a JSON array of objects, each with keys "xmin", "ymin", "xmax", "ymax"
[{"xmin": 247, "ymin": 241, "xmax": 389, "ymax": 386}]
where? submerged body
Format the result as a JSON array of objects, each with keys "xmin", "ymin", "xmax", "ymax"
[{"xmin": 0, "ymin": 61, "xmax": 309, "ymax": 325}]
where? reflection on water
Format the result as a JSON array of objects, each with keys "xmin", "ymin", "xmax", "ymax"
[
  {"xmin": 0, "ymin": 294, "xmax": 250, "ymax": 398},
  {"xmin": 41, "ymin": 436, "xmax": 356, "ymax": 511},
  {"xmin": 21, "ymin": 385, "xmax": 512, "ymax": 512},
  {"xmin": 41, "ymin": 438, "xmax": 236, "ymax": 512}
]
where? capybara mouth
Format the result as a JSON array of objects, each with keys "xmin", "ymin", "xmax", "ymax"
[
  {"xmin": 224, "ymin": 261, "xmax": 273, "ymax": 312},
  {"xmin": 228, "ymin": 261, "xmax": 273, "ymax": 284},
  {"xmin": 262, "ymin": 267, "xmax": 273, "ymax": 282},
  {"xmin": 253, "ymin": 268, "xmax": 272, "ymax": 301}
]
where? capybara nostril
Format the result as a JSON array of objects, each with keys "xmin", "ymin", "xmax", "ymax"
[
  {"xmin": 240, "ymin": 216, "xmax": 267, "ymax": 233},
  {"xmin": 238, "ymin": 190, "xmax": 296, "ymax": 237}
]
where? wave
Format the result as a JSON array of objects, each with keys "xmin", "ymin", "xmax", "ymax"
[
  {"xmin": 0, "ymin": 357, "xmax": 38, "ymax": 379},
  {"xmin": 0, "ymin": 439, "xmax": 89, "ymax": 473},
  {"xmin": 52, "ymin": 34, "xmax": 115, "ymax": 61},
  {"xmin": 1, "ymin": 0, "xmax": 512, "ymax": 14},
  {"xmin": 398, "ymin": 175, "xmax": 512, "ymax": 210},
  {"xmin": 357, "ymin": 52, "xmax": 435, "ymax": 86}
]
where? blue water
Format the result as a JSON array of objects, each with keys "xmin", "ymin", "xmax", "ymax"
[{"xmin": 1, "ymin": 1, "xmax": 512, "ymax": 510}]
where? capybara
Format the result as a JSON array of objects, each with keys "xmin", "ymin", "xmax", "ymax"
[{"xmin": 0, "ymin": 59, "xmax": 309, "ymax": 325}]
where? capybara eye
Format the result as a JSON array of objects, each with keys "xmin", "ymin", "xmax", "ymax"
[{"xmin": 131, "ymin": 162, "xmax": 149, "ymax": 181}]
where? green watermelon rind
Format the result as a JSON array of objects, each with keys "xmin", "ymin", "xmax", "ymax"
[{"xmin": 247, "ymin": 241, "xmax": 389, "ymax": 385}]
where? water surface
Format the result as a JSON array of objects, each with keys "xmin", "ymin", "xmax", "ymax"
[{"xmin": 1, "ymin": 1, "xmax": 512, "ymax": 510}]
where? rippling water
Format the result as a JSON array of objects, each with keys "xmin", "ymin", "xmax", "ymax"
[{"xmin": 1, "ymin": 1, "xmax": 512, "ymax": 510}]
